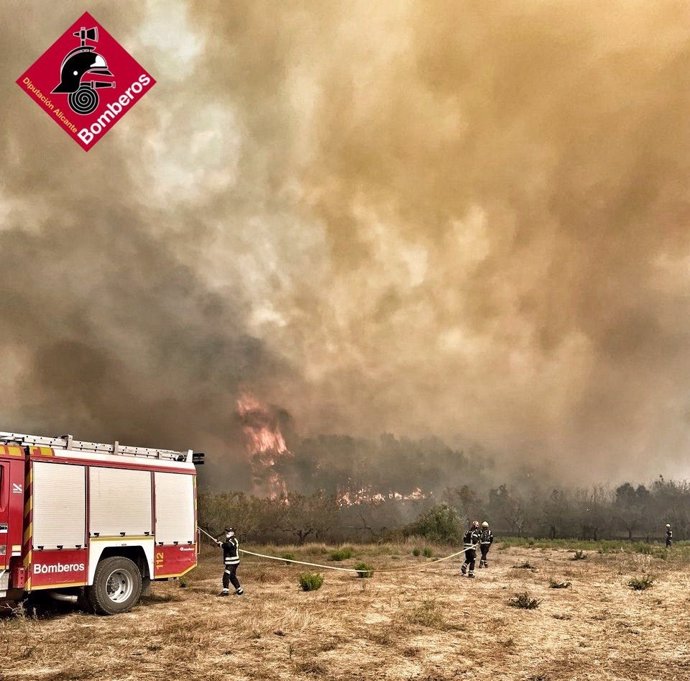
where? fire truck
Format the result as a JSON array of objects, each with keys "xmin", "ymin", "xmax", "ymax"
[{"xmin": 0, "ymin": 431, "xmax": 203, "ymax": 614}]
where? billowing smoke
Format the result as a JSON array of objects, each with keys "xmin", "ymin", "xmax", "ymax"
[{"xmin": 3, "ymin": 1, "xmax": 690, "ymax": 488}]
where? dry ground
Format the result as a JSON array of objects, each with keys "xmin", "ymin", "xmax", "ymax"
[{"xmin": 2, "ymin": 543, "xmax": 690, "ymax": 681}]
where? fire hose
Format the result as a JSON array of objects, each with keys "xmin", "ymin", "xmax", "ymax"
[{"xmin": 198, "ymin": 526, "xmax": 475, "ymax": 574}]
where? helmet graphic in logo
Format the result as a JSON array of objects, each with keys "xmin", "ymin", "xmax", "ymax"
[{"xmin": 51, "ymin": 26, "xmax": 115, "ymax": 115}]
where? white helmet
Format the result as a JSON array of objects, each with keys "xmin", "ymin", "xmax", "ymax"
[
  {"xmin": 482, "ymin": 521, "xmax": 489, "ymax": 528},
  {"xmin": 666, "ymin": 524, "xmax": 671, "ymax": 528}
]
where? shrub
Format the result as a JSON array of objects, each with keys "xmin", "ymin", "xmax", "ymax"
[
  {"xmin": 281, "ymin": 552, "xmax": 296, "ymax": 564},
  {"xmin": 508, "ymin": 592, "xmax": 541, "ymax": 609},
  {"xmin": 548, "ymin": 578, "xmax": 571, "ymax": 589},
  {"xmin": 354, "ymin": 562, "xmax": 374, "ymax": 578},
  {"xmin": 299, "ymin": 573, "xmax": 324, "ymax": 591},
  {"xmin": 412, "ymin": 547, "xmax": 421, "ymax": 557},
  {"xmin": 422, "ymin": 547, "xmax": 433, "ymax": 558},
  {"xmin": 628, "ymin": 575, "xmax": 655, "ymax": 591},
  {"xmin": 571, "ymin": 550, "xmax": 587, "ymax": 561},
  {"xmin": 329, "ymin": 547, "xmax": 353, "ymax": 562},
  {"xmin": 404, "ymin": 504, "xmax": 464, "ymax": 544}
]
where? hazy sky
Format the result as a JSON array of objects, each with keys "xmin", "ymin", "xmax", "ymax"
[{"xmin": 3, "ymin": 1, "xmax": 690, "ymax": 485}]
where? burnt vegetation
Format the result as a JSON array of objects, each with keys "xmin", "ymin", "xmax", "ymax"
[
  {"xmin": 509, "ymin": 592, "xmax": 542, "ymax": 610},
  {"xmin": 199, "ymin": 457, "xmax": 690, "ymax": 545},
  {"xmin": 628, "ymin": 575, "xmax": 656, "ymax": 591}
]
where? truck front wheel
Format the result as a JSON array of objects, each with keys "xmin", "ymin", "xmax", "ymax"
[{"xmin": 87, "ymin": 556, "xmax": 142, "ymax": 615}]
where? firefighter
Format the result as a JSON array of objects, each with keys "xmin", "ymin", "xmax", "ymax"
[
  {"xmin": 216, "ymin": 527, "xmax": 244, "ymax": 596},
  {"xmin": 665, "ymin": 524, "xmax": 673, "ymax": 548},
  {"xmin": 479, "ymin": 521, "xmax": 493, "ymax": 568},
  {"xmin": 460, "ymin": 520, "xmax": 481, "ymax": 578}
]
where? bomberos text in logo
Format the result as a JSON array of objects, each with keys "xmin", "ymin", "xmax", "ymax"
[{"xmin": 16, "ymin": 12, "xmax": 155, "ymax": 151}]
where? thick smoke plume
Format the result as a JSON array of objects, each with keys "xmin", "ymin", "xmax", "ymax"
[{"xmin": 3, "ymin": 1, "xmax": 690, "ymax": 488}]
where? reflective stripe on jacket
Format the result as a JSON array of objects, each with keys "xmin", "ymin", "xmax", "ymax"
[
  {"xmin": 222, "ymin": 537, "xmax": 240, "ymax": 564},
  {"xmin": 463, "ymin": 528, "xmax": 481, "ymax": 548}
]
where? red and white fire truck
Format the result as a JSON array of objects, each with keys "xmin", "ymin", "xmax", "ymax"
[{"xmin": 0, "ymin": 431, "xmax": 203, "ymax": 614}]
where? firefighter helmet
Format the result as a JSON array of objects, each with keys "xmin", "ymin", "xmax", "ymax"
[
  {"xmin": 482, "ymin": 521, "xmax": 489, "ymax": 528},
  {"xmin": 666, "ymin": 524, "xmax": 671, "ymax": 528},
  {"xmin": 52, "ymin": 46, "xmax": 113, "ymax": 94}
]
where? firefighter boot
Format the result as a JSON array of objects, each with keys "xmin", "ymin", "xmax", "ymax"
[
  {"xmin": 461, "ymin": 563, "xmax": 467, "ymax": 575},
  {"xmin": 468, "ymin": 572, "xmax": 475, "ymax": 578},
  {"xmin": 218, "ymin": 589, "xmax": 230, "ymax": 597},
  {"xmin": 235, "ymin": 587, "xmax": 244, "ymax": 596}
]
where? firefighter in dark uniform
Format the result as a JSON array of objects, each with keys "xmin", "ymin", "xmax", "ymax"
[
  {"xmin": 461, "ymin": 521, "xmax": 481, "ymax": 578},
  {"xmin": 665, "ymin": 524, "xmax": 673, "ymax": 548},
  {"xmin": 479, "ymin": 521, "xmax": 493, "ymax": 568},
  {"xmin": 216, "ymin": 527, "xmax": 244, "ymax": 596}
]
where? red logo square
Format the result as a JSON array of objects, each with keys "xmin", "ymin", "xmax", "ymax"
[{"xmin": 16, "ymin": 12, "xmax": 155, "ymax": 151}]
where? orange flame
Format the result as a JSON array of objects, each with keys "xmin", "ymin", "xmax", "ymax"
[
  {"xmin": 336, "ymin": 486, "xmax": 428, "ymax": 506},
  {"xmin": 237, "ymin": 392, "xmax": 291, "ymax": 499}
]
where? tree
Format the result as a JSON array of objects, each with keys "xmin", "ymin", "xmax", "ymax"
[
  {"xmin": 404, "ymin": 504, "xmax": 464, "ymax": 544},
  {"xmin": 650, "ymin": 477, "xmax": 690, "ymax": 541},
  {"xmin": 574, "ymin": 486, "xmax": 612, "ymax": 540},
  {"xmin": 442, "ymin": 485, "xmax": 483, "ymax": 524},
  {"xmin": 614, "ymin": 483, "xmax": 649, "ymax": 540},
  {"xmin": 278, "ymin": 493, "xmax": 339, "ymax": 544},
  {"xmin": 487, "ymin": 485, "xmax": 529, "ymax": 537},
  {"xmin": 198, "ymin": 491, "xmax": 262, "ymax": 539},
  {"xmin": 541, "ymin": 488, "xmax": 573, "ymax": 539}
]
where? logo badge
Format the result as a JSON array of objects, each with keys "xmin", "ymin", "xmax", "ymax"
[{"xmin": 16, "ymin": 12, "xmax": 155, "ymax": 151}]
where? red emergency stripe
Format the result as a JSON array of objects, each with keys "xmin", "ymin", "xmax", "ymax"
[
  {"xmin": 30, "ymin": 446, "xmax": 54, "ymax": 457},
  {"xmin": 0, "ymin": 444, "xmax": 24, "ymax": 457},
  {"xmin": 22, "ymin": 466, "xmax": 33, "ymax": 589}
]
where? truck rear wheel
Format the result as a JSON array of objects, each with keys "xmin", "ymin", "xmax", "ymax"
[{"xmin": 87, "ymin": 556, "xmax": 142, "ymax": 615}]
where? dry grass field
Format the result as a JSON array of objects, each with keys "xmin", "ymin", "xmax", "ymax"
[{"xmin": 2, "ymin": 542, "xmax": 690, "ymax": 681}]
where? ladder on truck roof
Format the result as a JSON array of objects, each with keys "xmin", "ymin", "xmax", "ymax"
[{"xmin": 0, "ymin": 431, "xmax": 202, "ymax": 463}]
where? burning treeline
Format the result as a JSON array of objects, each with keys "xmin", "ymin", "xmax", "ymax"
[
  {"xmin": 199, "ymin": 471, "xmax": 690, "ymax": 546},
  {"xmin": 214, "ymin": 393, "xmax": 690, "ymax": 545},
  {"xmin": 235, "ymin": 393, "xmax": 481, "ymax": 503},
  {"xmin": 3, "ymin": 1, "xmax": 690, "ymax": 491}
]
